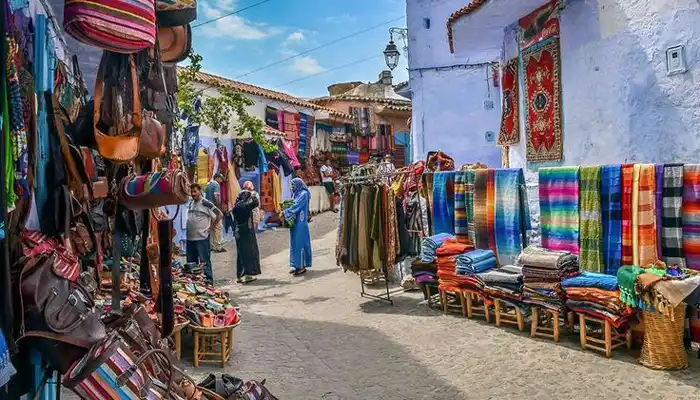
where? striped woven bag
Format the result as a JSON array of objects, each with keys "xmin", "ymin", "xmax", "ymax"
[{"xmin": 63, "ymin": 0, "xmax": 156, "ymax": 54}]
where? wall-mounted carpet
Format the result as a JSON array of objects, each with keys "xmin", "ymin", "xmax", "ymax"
[{"xmin": 497, "ymin": 58, "xmax": 520, "ymax": 146}]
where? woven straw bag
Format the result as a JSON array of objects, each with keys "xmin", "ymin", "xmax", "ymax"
[{"xmin": 64, "ymin": 0, "xmax": 157, "ymax": 54}]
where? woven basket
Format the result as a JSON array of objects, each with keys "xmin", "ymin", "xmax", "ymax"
[{"xmin": 639, "ymin": 304, "xmax": 688, "ymax": 370}]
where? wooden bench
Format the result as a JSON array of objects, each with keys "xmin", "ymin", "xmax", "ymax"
[
  {"xmin": 579, "ymin": 313, "xmax": 631, "ymax": 358},
  {"xmin": 493, "ymin": 299, "xmax": 524, "ymax": 331}
]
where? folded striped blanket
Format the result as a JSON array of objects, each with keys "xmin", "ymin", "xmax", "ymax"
[
  {"xmin": 662, "ymin": 164, "xmax": 685, "ymax": 267},
  {"xmin": 683, "ymin": 165, "xmax": 700, "ymax": 270},
  {"xmin": 636, "ymin": 164, "xmax": 658, "ymax": 266},
  {"xmin": 456, "ymin": 256, "xmax": 497, "ymax": 274},
  {"xmin": 539, "ymin": 167, "xmax": 580, "ymax": 254},
  {"xmin": 579, "ymin": 166, "xmax": 603, "ymax": 272},
  {"xmin": 519, "ymin": 246, "xmax": 576, "ymax": 270},
  {"xmin": 561, "ymin": 271, "xmax": 618, "ymax": 291},
  {"xmin": 621, "ymin": 164, "xmax": 634, "ymax": 265},
  {"xmin": 601, "ymin": 165, "xmax": 622, "ymax": 275},
  {"xmin": 495, "ymin": 169, "xmax": 531, "ymax": 265}
]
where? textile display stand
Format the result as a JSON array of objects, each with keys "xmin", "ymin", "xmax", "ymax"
[{"xmin": 342, "ymin": 170, "xmax": 417, "ymax": 305}]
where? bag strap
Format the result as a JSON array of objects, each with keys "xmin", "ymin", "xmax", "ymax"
[
  {"xmin": 20, "ymin": 330, "xmax": 92, "ymax": 349},
  {"xmin": 117, "ymin": 348, "xmax": 173, "ymax": 398},
  {"xmin": 93, "ymin": 53, "xmax": 142, "ymax": 139}
]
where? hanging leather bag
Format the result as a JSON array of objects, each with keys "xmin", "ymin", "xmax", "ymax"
[
  {"xmin": 156, "ymin": 0, "xmax": 197, "ymax": 28},
  {"xmin": 64, "ymin": 0, "xmax": 156, "ymax": 54},
  {"xmin": 94, "ymin": 53, "xmax": 142, "ymax": 163}
]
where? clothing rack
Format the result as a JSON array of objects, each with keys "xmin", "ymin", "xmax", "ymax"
[{"xmin": 340, "ymin": 169, "xmax": 419, "ymax": 305}]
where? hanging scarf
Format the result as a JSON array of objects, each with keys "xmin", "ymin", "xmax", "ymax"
[
  {"xmin": 539, "ymin": 166, "xmax": 580, "ymax": 254},
  {"xmin": 620, "ymin": 164, "xmax": 635, "ymax": 265},
  {"xmin": 655, "ymin": 164, "xmax": 664, "ymax": 258},
  {"xmin": 432, "ymin": 171, "xmax": 455, "ymax": 235},
  {"xmin": 578, "ymin": 166, "xmax": 603, "ymax": 272},
  {"xmin": 454, "ymin": 171, "xmax": 468, "ymax": 244},
  {"xmin": 683, "ymin": 164, "xmax": 700, "ymax": 270},
  {"xmin": 474, "ymin": 169, "xmax": 489, "ymax": 250},
  {"xmin": 494, "ymin": 168, "xmax": 530, "ymax": 265},
  {"xmin": 601, "ymin": 165, "xmax": 622, "ymax": 275},
  {"xmin": 662, "ymin": 164, "xmax": 685, "ymax": 267},
  {"xmin": 635, "ymin": 164, "xmax": 658, "ymax": 266}
]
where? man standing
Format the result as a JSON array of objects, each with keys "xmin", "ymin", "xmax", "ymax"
[
  {"xmin": 205, "ymin": 173, "xmax": 226, "ymax": 253},
  {"xmin": 187, "ymin": 183, "xmax": 223, "ymax": 284},
  {"xmin": 320, "ymin": 159, "xmax": 338, "ymax": 212}
]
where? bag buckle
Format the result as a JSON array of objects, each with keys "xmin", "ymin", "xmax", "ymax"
[{"xmin": 68, "ymin": 294, "xmax": 78, "ymax": 306}]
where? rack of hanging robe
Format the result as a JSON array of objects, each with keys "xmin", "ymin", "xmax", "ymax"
[{"xmin": 336, "ymin": 168, "xmax": 423, "ymax": 305}]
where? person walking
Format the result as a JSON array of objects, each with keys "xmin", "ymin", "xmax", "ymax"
[
  {"xmin": 320, "ymin": 159, "xmax": 338, "ymax": 212},
  {"xmin": 187, "ymin": 183, "xmax": 223, "ymax": 284},
  {"xmin": 205, "ymin": 173, "xmax": 226, "ymax": 252},
  {"xmin": 232, "ymin": 187, "xmax": 261, "ymax": 284},
  {"xmin": 282, "ymin": 178, "xmax": 312, "ymax": 276}
]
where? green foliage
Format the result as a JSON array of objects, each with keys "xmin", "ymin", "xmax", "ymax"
[{"xmin": 176, "ymin": 51, "xmax": 275, "ymax": 152}]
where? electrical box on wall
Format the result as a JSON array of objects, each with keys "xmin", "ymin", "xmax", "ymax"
[
  {"xmin": 485, "ymin": 131, "xmax": 495, "ymax": 143},
  {"xmin": 666, "ymin": 45, "xmax": 687, "ymax": 76},
  {"xmin": 484, "ymin": 100, "xmax": 494, "ymax": 110}
]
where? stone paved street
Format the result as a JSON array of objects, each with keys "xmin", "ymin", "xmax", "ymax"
[{"xmin": 176, "ymin": 212, "xmax": 700, "ymax": 400}]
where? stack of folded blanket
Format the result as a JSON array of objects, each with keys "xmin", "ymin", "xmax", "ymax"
[
  {"xmin": 456, "ymin": 249, "xmax": 497, "ymax": 275},
  {"xmin": 421, "ymin": 233, "xmax": 455, "ymax": 263},
  {"xmin": 436, "ymin": 240, "xmax": 476, "ymax": 292},
  {"xmin": 411, "ymin": 259, "xmax": 439, "ymax": 300},
  {"xmin": 520, "ymin": 246, "xmax": 580, "ymax": 312},
  {"xmin": 477, "ymin": 265, "xmax": 524, "ymax": 301},
  {"xmin": 562, "ymin": 272, "xmax": 630, "ymax": 327}
]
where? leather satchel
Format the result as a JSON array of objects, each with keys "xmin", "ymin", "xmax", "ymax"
[
  {"xmin": 17, "ymin": 253, "xmax": 107, "ymax": 374},
  {"xmin": 119, "ymin": 167, "xmax": 190, "ymax": 210},
  {"xmin": 94, "ymin": 53, "xmax": 142, "ymax": 163},
  {"xmin": 139, "ymin": 110, "xmax": 166, "ymax": 159}
]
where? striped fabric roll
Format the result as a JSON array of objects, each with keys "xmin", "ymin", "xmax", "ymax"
[
  {"xmin": 486, "ymin": 169, "xmax": 498, "ymax": 258},
  {"xmin": 454, "ymin": 172, "xmax": 468, "ymax": 243},
  {"xmin": 64, "ymin": 0, "xmax": 157, "ymax": 53},
  {"xmin": 601, "ymin": 165, "xmax": 622, "ymax": 275},
  {"xmin": 539, "ymin": 167, "xmax": 580, "ymax": 254},
  {"xmin": 621, "ymin": 164, "xmax": 635, "ymax": 265},
  {"xmin": 683, "ymin": 165, "xmax": 700, "ymax": 270},
  {"xmin": 662, "ymin": 164, "xmax": 685, "ymax": 267},
  {"xmin": 636, "ymin": 164, "xmax": 658, "ymax": 266},
  {"xmin": 474, "ymin": 169, "xmax": 489, "ymax": 250},
  {"xmin": 578, "ymin": 166, "xmax": 603, "ymax": 272}
]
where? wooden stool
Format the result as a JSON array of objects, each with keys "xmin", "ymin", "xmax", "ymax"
[
  {"xmin": 424, "ymin": 283, "xmax": 441, "ymax": 309},
  {"xmin": 578, "ymin": 313, "xmax": 631, "ymax": 358},
  {"xmin": 461, "ymin": 291, "xmax": 491, "ymax": 322},
  {"xmin": 530, "ymin": 307, "xmax": 562, "ymax": 342},
  {"xmin": 438, "ymin": 288, "xmax": 464, "ymax": 315},
  {"xmin": 191, "ymin": 324, "xmax": 238, "ymax": 367},
  {"xmin": 171, "ymin": 320, "xmax": 189, "ymax": 360},
  {"xmin": 493, "ymin": 299, "xmax": 524, "ymax": 331}
]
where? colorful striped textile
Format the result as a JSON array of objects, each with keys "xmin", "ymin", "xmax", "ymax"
[
  {"xmin": 636, "ymin": 164, "xmax": 658, "ymax": 266},
  {"xmin": 494, "ymin": 169, "xmax": 531, "ymax": 265},
  {"xmin": 432, "ymin": 172, "xmax": 456, "ymax": 235},
  {"xmin": 662, "ymin": 164, "xmax": 685, "ymax": 267},
  {"xmin": 631, "ymin": 165, "xmax": 640, "ymax": 265},
  {"xmin": 578, "ymin": 166, "xmax": 603, "ymax": 272},
  {"xmin": 621, "ymin": 164, "xmax": 635, "ymax": 265},
  {"xmin": 600, "ymin": 165, "xmax": 622, "ymax": 276},
  {"xmin": 474, "ymin": 169, "xmax": 489, "ymax": 250},
  {"xmin": 486, "ymin": 169, "xmax": 498, "ymax": 257},
  {"xmin": 539, "ymin": 167, "xmax": 580, "ymax": 254},
  {"xmin": 465, "ymin": 170, "xmax": 477, "ymax": 244},
  {"xmin": 683, "ymin": 165, "xmax": 700, "ymax": 270},
  {"xmin": 655, "ymin": 164, "xmax": 664, "ymax": 257},
  {"xmin": 454, "ymin": 172, "xmax": 468, "ymax": 243}
]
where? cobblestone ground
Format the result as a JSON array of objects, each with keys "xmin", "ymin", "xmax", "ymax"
[{"xmin": 65, "ymin": 212, "xmax": 700, "ymax": 399}]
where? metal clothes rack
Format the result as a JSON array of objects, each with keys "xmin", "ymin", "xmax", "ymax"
[{"xmin": 341, "ymin": 168, "xmax": 419, "ymax": 305}]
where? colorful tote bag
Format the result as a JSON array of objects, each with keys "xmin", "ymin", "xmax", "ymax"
[{"xmin": 64, "ymin": 0, "xmax": 157, "ymax": 54}]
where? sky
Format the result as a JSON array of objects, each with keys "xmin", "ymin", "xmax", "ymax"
[{"xmin": 191, "ymin": 0, "xmax": 409, "ymax": 99}]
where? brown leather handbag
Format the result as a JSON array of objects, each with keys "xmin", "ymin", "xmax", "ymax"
[
  {"xmin": 139, "ymin": 110, "xmax": 166, "ymax": 159},
  {"xmin": 94, "ymin": 52, "xmax": 141, "ymax": 163},
  {"xmin": 119, "ymin": 166, "xmax": 190, "ymax": 210}
]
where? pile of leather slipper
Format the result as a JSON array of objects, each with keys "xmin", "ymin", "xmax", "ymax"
[
  {"xmin": 173, "ymin": 268, "xmax": 241, "ymax": 328},
  {"xmin": 198, "ymin": 374, "xmax": 279, "ymax": 400}
]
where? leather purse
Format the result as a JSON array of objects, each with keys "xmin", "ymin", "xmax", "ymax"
[
  {"xmin": 139, "ymin": 110, "xmax": 166, "ymax": 159},
  {"xmin": 94, "ymin": 53, "xmax": 142, "ymax": 163},
  {"xmin": 119, "ymin": 166, "xmax": 190, "ymax": 210}
]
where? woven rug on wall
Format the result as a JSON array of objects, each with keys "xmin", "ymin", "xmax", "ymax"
[
  {"xmin": 523, "ymin": 37, "xmax": 563, "ymax": 163},
  {"xmin": 497, "ymin": 57, "xmax": 520, "ymax": 146}
]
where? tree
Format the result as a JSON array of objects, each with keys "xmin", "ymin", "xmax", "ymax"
[{"xmin": 177, "ymin": 52, "xmax": 276, "ymax": 152}]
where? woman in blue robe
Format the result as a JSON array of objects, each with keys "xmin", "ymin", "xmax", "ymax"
[{"xmin": 283, "ymin": 178, "xmax": 312, "ymax": 275}]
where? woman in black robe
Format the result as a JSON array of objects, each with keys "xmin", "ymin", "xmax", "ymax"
[{"xmin": 232, "ymin": 189, "xmax": 261, "ymax": 283}]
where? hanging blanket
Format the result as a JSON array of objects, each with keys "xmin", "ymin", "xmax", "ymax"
[
  {"xmin": 474, "ymin": 169, "xmax": 489, "ymax": 250},
  {"xmin": 578, "ymin": 166, "xmax": 603, "ymax": 272},
  {"xmin": 621, "ymin": 164, "xmax": 635, "ymax": 265},
  {"xmin": 454, "ymin": 172, "xmax": 468, "ymax": 243},
  {"xmin": 636, "ymin": 164, "xmax": 658, "ymax": 266},
  {"xmin": 465, "ymin": 170, "xmax": 476, "ymax": 244},
  {"xmin": 487, "ymin": 169, "xmax": 498, "ymax": 256},
  {"xmin": 539, "ymin": 166, "xmax": 580, "ymax": 254},
  {"xmin": 497, "ymin": 58, "xmax": 520, "ymax": 145},
  {"xmin": 655, "ymin": 164, "xmax": 664, "ymax": 258},
  {"xmin": 432, "ymin": 172, "xmax": 456, "ymax": 235},
  {"xmin": 601, "ymin": 165, "xmax": 622, "ymax": 276},
  {"xmin": 495, "ymin": 169, "xmax": 531, "ymax": 265},
  {"xmin": 683, "ymin": 164, "xmax": 700, "ymax": 270},
  {"xmin": 561, "ymin": 272, "xmax": 618, "ymax": 291},
  {"xmin": 662, "ymin": 164, "xmax": 685, "ymax": 267}
]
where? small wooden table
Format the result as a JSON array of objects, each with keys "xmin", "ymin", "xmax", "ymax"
[
  {"xmin": 191, "ymin": 323, "xmax": 240, "ymax": 368},
  {"xmin": 172, "ymin": 320, "xmax": 190, "ymax": 360}
]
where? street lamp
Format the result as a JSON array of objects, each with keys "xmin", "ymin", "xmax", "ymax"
[
  {"xmin": 384, "ymin": 27, "xmax": 408, "ymax": 71},
  {"xmin": 383, "ymin": 40, "xmax": 400, "ymax": 71}
]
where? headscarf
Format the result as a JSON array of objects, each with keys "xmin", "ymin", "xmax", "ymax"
[
  {"xmin": 234, "ymin": 190, "xmax": 253, "ymax": 207},
  {"xmin": 243, "ymin": 181, "xmax": 255, "ymax": 191},
  {"xmin": 291, "ymin": 177, "xmax": 309, "ymax": 200}
]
